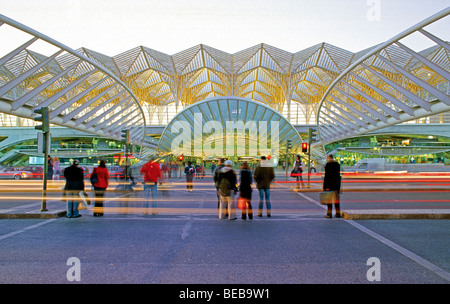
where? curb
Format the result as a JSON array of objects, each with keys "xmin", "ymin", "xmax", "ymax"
[
  {"xmin": 0, "ymin": 210, "xmax": 66, "ymax": 219},
  {"xmin": 290, "ymin": 187, "xmax": 450, "ymax": 192},
  {"xmin": 342, "ymin": 209, "xmax": 450, "ymax": 220}
]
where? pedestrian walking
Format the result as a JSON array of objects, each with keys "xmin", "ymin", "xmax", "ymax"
[
  {"xmin": 293, "ymin": 155, "xmax": 304, "ymax": 188},
  {"xmin": 323, "ymin": 154, "xmax": 342, "ymax": 218},
  {"xmin": 184, "ymin": 161, "xmax": 195, "ymax": 192},
  {"xmin": 254, "ymin": 156, "xmax": 275, "ymax": 217},
  {"xmin": 217, "ymin": 160, "xmax": 238, "ymax": 220},
  {"xmin": 63, "ymin": 160, "xmax": 84, "ymax": 218},
  {"xmin": 239, "ymin": 161, "xmax": 253, "ymax": 220},
  {"xmin": 140, "ymin": 156, "xmax": 161, "ymax": 215},
  {"xmin": 201, "ymin": 164, "xmax": 205, "ymax": 179},
  {"xmin": 195, "ymin": 164, "xmax": 201, "ymax": 179},
  {"xmin": 91, "ymin": 160, "xmax": 109, "ymax": 217}
]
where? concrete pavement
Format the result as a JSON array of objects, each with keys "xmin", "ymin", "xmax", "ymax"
[
  {"xmin": 0, "ymin": 177, "xmax": 449, "ymax": 285},
  {"xmin": 1, "ymin": 171, "xmax": 448, "ymax": 219}
]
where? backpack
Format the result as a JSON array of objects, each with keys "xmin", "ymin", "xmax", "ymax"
[{"xmin": 218, "ymin": 175, "xmax": 231, "ymax": 196}]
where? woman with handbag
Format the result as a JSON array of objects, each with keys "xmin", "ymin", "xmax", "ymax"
[
  {"xmin": 91, "ymin": 160, "xmax": 109, "ymax": 217},
  {"xmin": 293, "ymin": 155, "xmax": 304, "ymax": 188},
  {"xmin": 238, "ymin": 162, "xmax": 253, "ymax": 220}
]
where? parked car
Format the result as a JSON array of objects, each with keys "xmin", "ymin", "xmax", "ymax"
[
  {"xmin": 80, "ymin": 166, "xmax": 90, "ymax": 178},
  {"xmin": 23, "ymin": 166, "xmax": 44, "ymax": 179},
  {"xmin": 109, "ymin": 165, "xmax": 125, "ymax": 180},
  {"xmin": 344, "ymin": 158, "xmax": 386, "ymax": 173},
  {"xmin": 0, "ymin": 167, "xmax": 33, "ymax": 180}
]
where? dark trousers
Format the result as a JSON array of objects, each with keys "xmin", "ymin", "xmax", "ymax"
[
  {"xmin": 186, "ymin": 176, "xmax": 193, "ymax": 190},
  {"xmin": 93, "ymin": 186, "xmax": 106, "ymax": 216},
  {"xmin": 326, "ymin": 193, "xmax": 341, "ymax": 217}
]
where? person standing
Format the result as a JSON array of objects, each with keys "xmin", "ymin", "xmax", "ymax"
[
  {"xmin": 47, "ymin": 155, "xmax": 54, "ymax": 180},
  {"xmin": 92, "ymin": 160, "xmax": 109, "ymax": 217},
  {"xmin": 217, "ymin": 160, "xmax": 237, "ymax": 220},
  {"xmin": 195, "ymin": 164, "xmax": 201, "ymax": 179},
  {"xmin": 293, "ymin": 155, "xmax": 304, "ymax": 188},
  {"xmin": 239, "ymin": 161, "xmax": 253, "ymax": 220},
  {"xmin": 184, "ymin": 161, "xmax": 195, "ymax": 192},
  {"xmin": 323, "ymin": 154, "xmax": 342, "ymax": 218},
  {"xmin": 140, "ymin": 156, "xmax": 161, "ymax": 215},
  {"xmin": 64, "ymin": 160, "xmax": 84, "ymax": 218},
  {"xmin": 213, "ymin": 158, "xmax": 225, "ymax": 213},
  {"xmin": 254, "ymin": 156, "xmax": 275, "ymax": 217},
  {"xmin": 53, "ymin": 156, "xmax": 60, "ymax": 180}
]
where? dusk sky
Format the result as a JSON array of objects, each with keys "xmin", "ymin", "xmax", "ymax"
[{"xmin": 1, "ymin": 0, "xmax": 449, "ymax": 56}]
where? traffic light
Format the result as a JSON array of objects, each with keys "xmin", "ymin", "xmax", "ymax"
[
  {"xmin": 121, "ymin": 129, "xmax": 130, "ymax": 145},
  {"xmin": 286, "ymin": 139, "xmax": 292, "ymax": 150},
  {"xmin": 302, "ymin": 142, "xmax": 308, "ymax": 153},
  {"xmin": 34, "ymin": 107, "xmax": 49, "ymax": 133},
  {"xmin": 267, "ymin": 155, "xmax": 271, "ymax": 160},
  {"xmin": 178, "ymin": 155, "xmax": 184, "ymax": 161},
  {"xmin": 308, "ymin": 127, "xmax": 318, "ymax": 143}
]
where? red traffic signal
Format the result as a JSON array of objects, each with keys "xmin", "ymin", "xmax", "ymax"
[
  {"xmin": 302, "ymin": 142, "xmax": 308, "ymax": 153},
  {"xmin": 267, "ymin": 155, "xmax": 271, "ymax": 160},
  {"xmin": 178, "ymin": 155, "xmax": 184, "ymax": 161}
]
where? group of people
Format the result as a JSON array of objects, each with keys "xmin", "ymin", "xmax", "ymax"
[
  {"xmin": 62, "ymin": 153, "xmax": 342, "ymax": 219},
  {"xmin": 63, "ymin": 159, "xmax": 109, "ymax": 218},
  {"xmin": 213, "ymin": 156, "xmax": 275, "ymax": 220}
]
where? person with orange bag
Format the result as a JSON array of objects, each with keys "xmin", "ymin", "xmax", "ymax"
[{"xmin": 238, "ymin": 162, "xmax": 253, "ymax": 220}]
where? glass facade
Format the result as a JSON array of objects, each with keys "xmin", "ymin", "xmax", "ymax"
[{"xmin": 158, "ymin": 97, "xmax": 302, "ymax": 159}]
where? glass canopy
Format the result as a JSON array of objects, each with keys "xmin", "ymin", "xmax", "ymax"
[{"xmin": 158, "ymin": 97, "xmax": 302, "ymax": 158}]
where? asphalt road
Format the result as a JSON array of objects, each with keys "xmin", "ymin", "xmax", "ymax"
[{"xmin": 0, "ymin": 176, "xmax": 449, "ymax": 287}]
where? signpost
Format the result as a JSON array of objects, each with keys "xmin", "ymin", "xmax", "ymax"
[
  {"xmin": 121, "ymin": 129, "xmax": 130, "ymax": 187},
  {"xmin": 285, "ymin": 139, "xmax": 292, "ymax": 181},
  {"xmin": 34, "ymin": 107, "xmax": 50, "ymax": 212},
  {"xmin": 307, "ymin": 128, "xmax": 318, "ymax": 188}
]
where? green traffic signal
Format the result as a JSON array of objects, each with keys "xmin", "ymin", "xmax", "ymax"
[
  {"xmin": 121, "ymin": 129, "xmax": 130, "ymax": 145},
  {"xmin": 287, "ymin": 139, "xmax": 292, "ymax": 150},
  {"xmin": 34, "ymin": 107, "xmax": 50, "ymax": 133},
  {"xmin": 308, "ymin": 127, "xmax": 318, "ymax": 143}
]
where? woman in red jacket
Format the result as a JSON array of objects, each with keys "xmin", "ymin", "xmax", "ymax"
[{"xmin": 92, "ymin": 160, "xmax": 109, "ymax": 216}]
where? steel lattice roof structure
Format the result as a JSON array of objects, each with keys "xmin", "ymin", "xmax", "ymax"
[
  {"xmin": 317, "ymin": 8, "xmax": 450, "ymax": 146},
  {"xmin": 0, "ymin": 14, "xmax": 147, "ymax": 146},
  {"xmin": 0, "ymin": 8, "xmax": 449, "ymax": 156}
]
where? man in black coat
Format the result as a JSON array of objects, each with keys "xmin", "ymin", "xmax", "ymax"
[
  {"xmin": 64, "ymin": 160, "xmax": 85, "ymax": 218},
  {"xmin": 323, "ymin": 154, "xmax": 342, "ymax": 218}
]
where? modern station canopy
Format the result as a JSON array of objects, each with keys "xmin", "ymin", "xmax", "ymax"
[
  {"xmin": 157, "ymin": 97, "xmax": 302, "ymax": 158},
  {"xmin": 0, "ymin": 7, "xmax": 449, "ymax": 157}
]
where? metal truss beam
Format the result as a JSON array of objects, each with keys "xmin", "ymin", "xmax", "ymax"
[
  {"xmin": 316, "ymin": 7, "xmax": 450, "ymax": 146},
  {"xmin": 0, "ymin": 14, "xmax": 151, "ymax": 147}
]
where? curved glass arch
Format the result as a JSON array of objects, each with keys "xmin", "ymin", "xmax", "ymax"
[
  {"xmin": 317, "ymin": 8, "xmax": 450, "ymax": 145},
  {"xmin": 158, "ymin": 97, "xmax": 303, "ymax": 158},
  {"xmin": 0, "ymin": 14, "xmax": 149, "ymax": 147}
]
